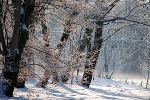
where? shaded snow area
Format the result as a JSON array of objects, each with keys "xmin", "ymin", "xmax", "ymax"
[{"xmin": 0, "ymin": 77, "xmax": 150, "ymax": 100}]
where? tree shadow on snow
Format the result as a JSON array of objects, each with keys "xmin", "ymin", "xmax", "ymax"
[
  {"xmin": 44, "ymin": 87, "xmax": 81, "ymax": 100},
  {"xmin": 101, "ymin": 95, "xmax": 122, "ymax": 100},
  {"xmin": 88, "ymin": 87, "xmax": 146, "ymax": 100},
  {"xmin": 17, "ymin": 87, "xmax": 29, "ymax": 92},
  {"xmin": 1, "ymin": 97, "xmax": 28, "ymax": 100},
  {"xmin": 61, "ymin": 83, "xmax": 86, "ymax": 95}
]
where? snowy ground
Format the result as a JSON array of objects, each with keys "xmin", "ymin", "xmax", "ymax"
[{"xmin": 0, "ymin": 77, "xmax": 150, "ymax": 100}]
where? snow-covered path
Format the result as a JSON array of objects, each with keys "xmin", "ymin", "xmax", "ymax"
[{"xmin": 1, "ymin": 78, "xmax": 150, "ymax": 100}]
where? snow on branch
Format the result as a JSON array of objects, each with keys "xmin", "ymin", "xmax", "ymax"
[
  {"xmin": 90, "ymin": 17, "xmax": 150, "ymax": 26},
  {"xmin": 90, "ymin": 17, "xmax": 118, "ymax": 23}
]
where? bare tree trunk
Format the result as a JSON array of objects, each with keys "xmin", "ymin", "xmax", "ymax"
[
  {"xmin": 51, "ymin": 18, "xmax": 72, "ymax": 84},
  {"xmin": 15, "ymin": 0, "xmax": 35, "ymax": 88},
  {"xmin": 82, "ymin": 22, "xmax": 103, "ymax": 87},
  {"xmin": 81, "ymin": 0, "xmax": 120, "ymax": 88},
  {"xmin": 40, "ymin": 12, "xmax": 78, "ymax": 86},
  {"xmin": 0, "ymin": 4, "xmax": 7, "ymax": 55},
  {"xmin": 39, "ymin": 17, "xmax": 73, "ymax": 86},
  {"xmin": 79, "ymin": 28, "xmax": 93, "ymax": 52},
  {"xmin": 0, "ymin": 8, "xmax": 7, "ymax": 56},
  {"xmin": 2, "ymin": 0, "xmax": 22, "ymax": 96},
  {"xmin": 15, "ymin": 21, "xmax": 36, "ymax": 88},
  {"xmin": 39, "ymin": 12, "xmax": 51, "ymax": 87},
  {"xmin": 61, "ymin": 28, "xmax": 93, "ymax": 84},
  {"xmin": 1, "ymin": 0, "xmax": 35, "ymax": 96}
]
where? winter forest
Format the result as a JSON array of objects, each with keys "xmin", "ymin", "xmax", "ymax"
[{"xmin": 0, "ymin": 0, "xmax": 150, "ymax": 99}]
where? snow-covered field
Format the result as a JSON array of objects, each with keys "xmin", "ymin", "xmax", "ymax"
[{"xmin": 0, "ymin": 77, "xmax": 150, "ymax": 100}]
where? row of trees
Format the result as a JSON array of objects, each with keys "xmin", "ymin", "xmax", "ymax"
[{"xmin": 0, "ymin": 0, "xmax": 149, "ymax": 97}]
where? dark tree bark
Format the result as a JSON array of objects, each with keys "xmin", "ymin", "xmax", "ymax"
[
  {"xmin": 81, "ymin": 0, "xmax": 120, "ymax": 88},
  {"xmin": 82, "ymin": 22, "xmax": 103, "ymax": 88},
  {"xmin": 78, "ymin": 28, "xmax": 93, "ymax": 53},
  {"xmin": 0, "ymin": 2, "xmax": 7, "ymax": 56},
  {"xmin": 15, "ymin": 0, "xmax": 35, "ymax": 88},
  {"xmin": 0, "ymin": 28, "xmax": 7, "ymax": 55},
  {"xmin": 2, "ymin": 0, "xmax": 22, "ymax": 97},
  {"xmin": 1, "ymin": 0, "xmax": 35, "ymax": 96}
]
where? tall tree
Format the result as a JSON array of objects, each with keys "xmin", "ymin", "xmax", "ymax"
[
  {"xmin": 15, "ymin": 0, "xmax": 35, "ymax": 88},
  {"xmin": 82, "ymin": 22, "xmax": 103, "ymax": 87},
  {"xmin": 82, "ymin": 0, "xmax": 120, "ymax": 87},
  {"xmin": 1, "ymin": 0, "xmax": 35, "ymax": 96},
  {"xmin": 40, "ymin": 12, "xmax": 78, "ymax": 86},
  {"xmin": 2, "ymin": 0, "xmax": 22, "ymax": 97},
  {"xmin": 39, "ymin": 12, "xmax": 51, "ymax": 87}
]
